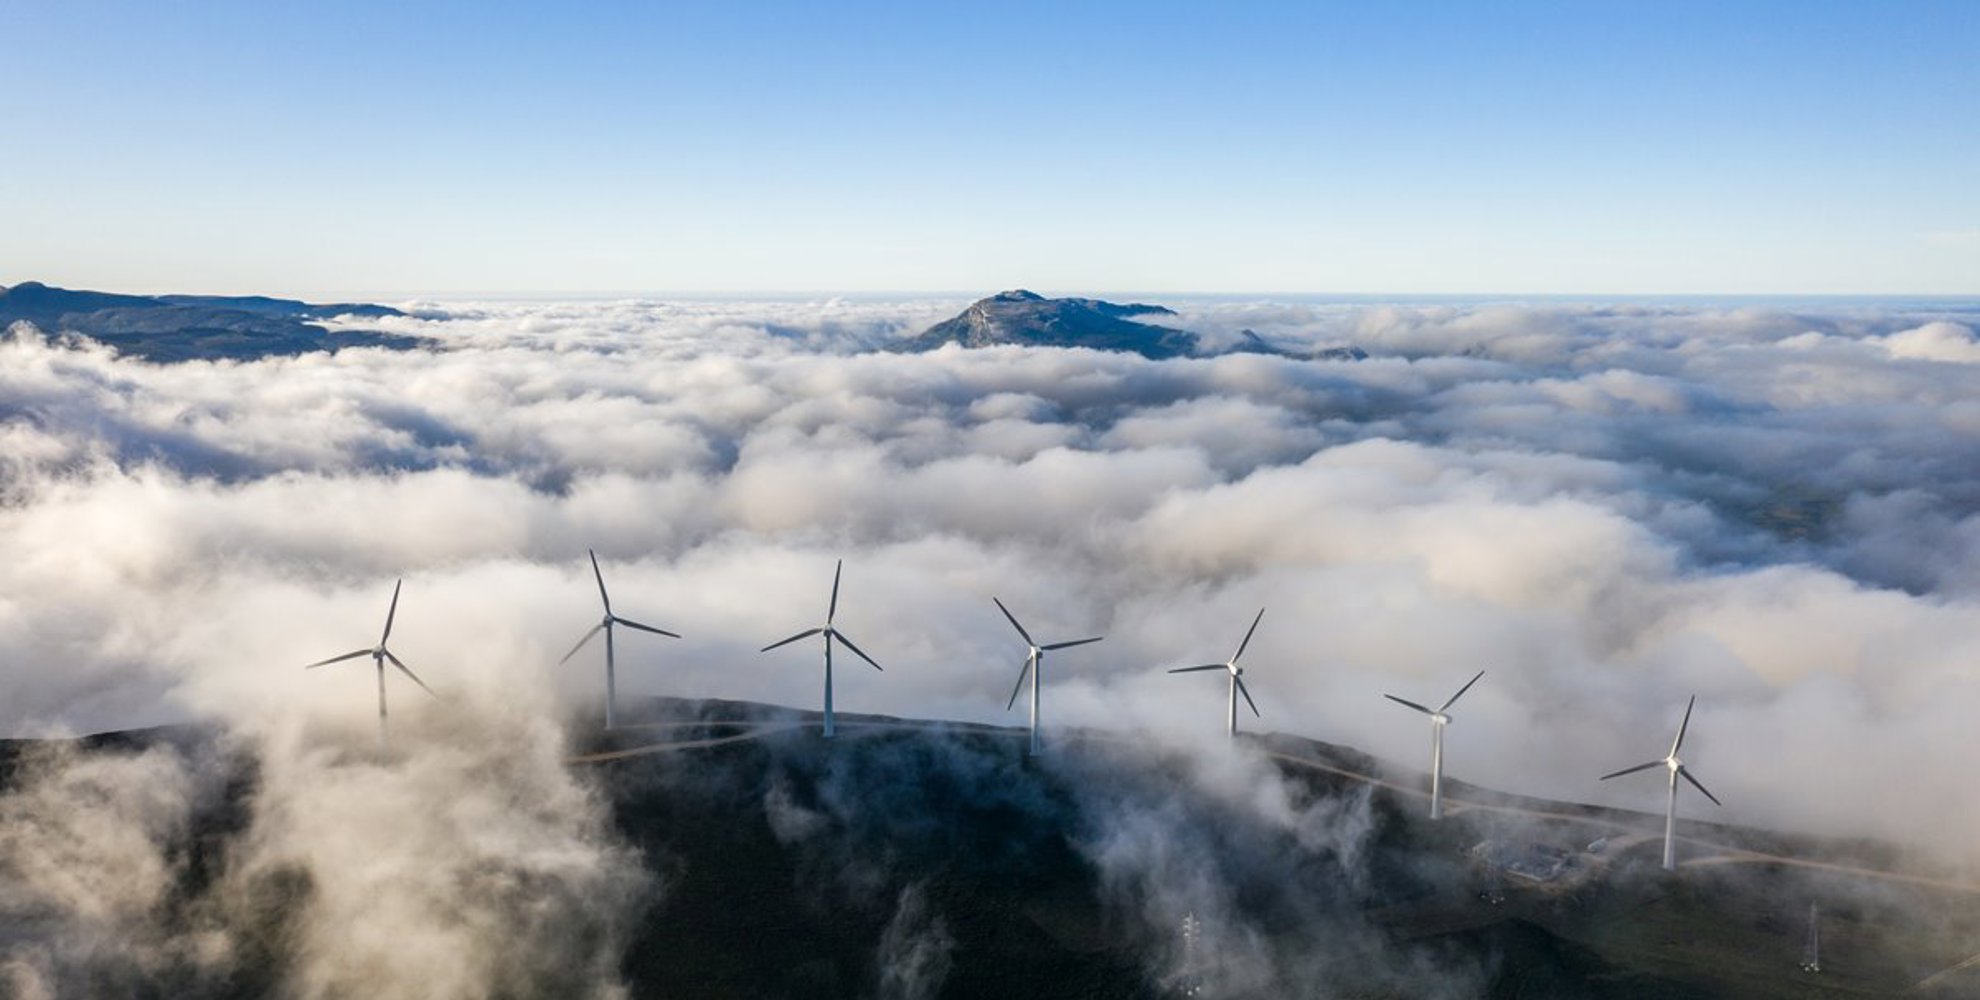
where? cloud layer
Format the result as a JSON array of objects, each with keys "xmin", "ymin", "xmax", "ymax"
[{"xmin": 3, "ymin": 295, "xmax": 1979, "ymax": 880}]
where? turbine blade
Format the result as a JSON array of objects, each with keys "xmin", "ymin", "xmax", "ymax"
[
  {"xmin": 380, "ymin": 578, "xmax": 402, "ymax": 645},
  {"xmin": 589, "ymin": 549, "xmax": 612, "ymax": 614},
  {"xmin": 1439, "ymin": 669, "xmax": 1485, "ymax": 713},
  {"xmin": 559, "ymin": 622, "xmax": 605, "ymax": 664},
  {"xmin": 992, "ymin": 597, "xmax": 1034, "ymax": 646},
  {"xmin": 1671, "ymin": 694, "xmax": 1697, "ymax": 757},
  {"xmin": 1237, "ymin": 676, "xmax": 1261, "ymax": 718},
  {"xmin": 830, "ymin": 629, "xmax": 882, "ymax": 671},
  {"xmin": 1042, "ymin": 636, "xmax": 1102, "ymax": 651},
  {"xmin": 385, "ymin": 650, "xmax": 436, "ymax": 698},
  {"xmin": 1599, "ymin": 760, "xmax": 1665, "ymax": 781},
  {"xmin": 828, "ymin": 559, "xmax": 842, "ymax": 624},
  {"xmin": 761, "ymin": 627, "xmax": 823, "ymax": 653},
  {"xmin": 1232, "ymin": 607, "xmax": 1265, "ymax": 663},
  {"xmin": 1005, "ymin": 655, "xmax": 1033, "ymax": 711},
  {"xmin": 305, "ymin": 648, "xmax": 373, "ymax": 669},
  {"xmin": 1383, "ymin": 694, "xmax": 1435, "ymax": 716},
  {"xmin": 613, "ymin": 616, "xmax": 680, "ymax": 638},
  {"xmin": 1680, "ymin": 766, "xmax": 1722, "ymax": 806},
  {"xmin": 1167, "ymin": 663, "xmax": 1226, "ymax": 674}
]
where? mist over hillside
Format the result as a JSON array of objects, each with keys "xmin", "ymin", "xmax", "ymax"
[
  {"xmin": 3, "ymin": 294, "xmax": 1979, "ymax": 995},
  {"xmin": 9, "ymin": 699, "xmax": 1974, "ymax": 998}
]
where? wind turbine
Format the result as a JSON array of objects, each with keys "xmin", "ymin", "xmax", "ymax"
[
  {"xmin": 994, "ymin": 598, "xmax": 1102, "ymax": 756},
  {"xmin": 1167, "ymin": 608, "xmax": 1266, "ymax": 738},
  {"xmin": 761, "ymin": 559, "xmax": 880, "ymax": 738},
  {"xmin": 561, "ymin": 549, "xmax": 679, "ymax": 730},
  {"xmin": 304, "ymin": 579, "xmax": 436, "ymax": 749},
  {"xmin": 1599, "ymin": 695, "xmax": 1722, "ymax": 871},
  {"xmin": 1383, "ymin": 669, "xmax": 1484, "ymax": 820}
]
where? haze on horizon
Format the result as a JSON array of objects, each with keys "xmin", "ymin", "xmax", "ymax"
[{"xmin": 4, "ymin": 1, "xmax": 1977, "ymax": 297}]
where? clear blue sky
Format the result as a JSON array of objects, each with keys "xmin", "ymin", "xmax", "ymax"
[{"xmin": 3, "ymin": 1, "xmax": 1975, "ymax": 296}]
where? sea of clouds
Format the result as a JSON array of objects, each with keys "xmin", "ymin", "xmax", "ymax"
[{"xmin": 2, "ymin": 294, "xmax": 1978, "ymax": 992}]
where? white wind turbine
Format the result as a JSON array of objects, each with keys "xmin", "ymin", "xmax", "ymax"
[
  {"xmin": 761, "ymin": 559, "xmax": 880, "ymax": 738},
  {"xmin": 561, "ymin": 549, "xmax": 679, "ymax": 730},
  {"xmin": 994, "ymin": 598, "xmax": 1102, "ymax": 756},
  {"xmin": 1599, "ymin": 694, "xmax": 1722, "ymax": 871},
  {"xmin": 1383, "ymin": 669, "xmax": 1484, "ymax": 820},
  {"xmin": 304, "ymin": 579, "xmax": 436, "ymax": 749},
  {"xmin": 1167, "ymin": 608, "xmax": 1266, "ymax": 738}
]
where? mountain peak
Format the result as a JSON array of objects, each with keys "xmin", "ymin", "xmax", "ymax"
[{"xmin": 901, "ymin": 290, "xmax": 1198, "ymax": 359}]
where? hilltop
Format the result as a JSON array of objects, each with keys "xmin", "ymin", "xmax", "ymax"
[
  {"xmin": 4, "ymin": 698, "xmax": 1976, "ymax": 998},
  {"xmin": 585, "ymin": 698, "xmax": 1978, "ymax": 998}
]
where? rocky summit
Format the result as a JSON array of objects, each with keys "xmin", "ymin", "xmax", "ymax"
[
  {"xmin": 898, "ymin": 290, "xmax": 1363, "ymax": 361},
  {"xmin": 897, "ymin": 289, "xmax": 1202, "ymax": 359}
]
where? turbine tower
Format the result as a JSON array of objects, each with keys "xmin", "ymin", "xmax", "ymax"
[
  {"xmin": 1801, "ymin": 902, "xmax": 1821, "ymax": 973},
  {"xmin": 994, "ymin": 598, "xmax": 1101, "ymax": 756},
  {"xmin": 561, "ymin": 549, "xmax": 680, "ymax": 730},
  {"xmin": 304, "ymin": 579, "xmax": 436, "ymax": 749},
  {"xmin": 762, "ymin": 559, "xmax": 880, "ymax": 738},
  {"xmin": 1383, "ymin": 669, "xmax": 1484, "ymax": 820},
  {"xmin": 1167, "ymin": 608, "xmax": 1266, "ymax": 738},
  {"xmin": 1599, "ymin": 695, "xmax": 1722, "ymax": 871}
]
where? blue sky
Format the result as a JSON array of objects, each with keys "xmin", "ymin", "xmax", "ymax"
[{"xmin": 3, "ymin": 1, "xmax": 1975, "ymax": 296}]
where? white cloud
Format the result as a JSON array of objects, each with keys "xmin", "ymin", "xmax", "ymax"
[
  {"xmin": 2, "ymin": 295, "xmax": 1979, "ymax": 877},
  {"xmin": 1878, "ymin": 320, "xmax": 1980, "ymax": 363}
]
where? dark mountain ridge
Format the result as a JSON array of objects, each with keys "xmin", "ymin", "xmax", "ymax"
[
  {"xmin": 0, "ymin": 280, "xmax": 422, "ymax": 362},
  {"xmin": 3, "ymin": 698, "xmax": 1972, "ymax": 998}
]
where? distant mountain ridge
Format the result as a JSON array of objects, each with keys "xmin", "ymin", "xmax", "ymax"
[
  {"xmin": 0, "ymin": 281, "xmax": 422, "ymax": 363},
  {"xmin": 899, "ymin": 289, "xmax": 1366, "ymax": 361}
]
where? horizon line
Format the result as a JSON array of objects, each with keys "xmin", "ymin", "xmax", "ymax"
[{"xmin": 8, "ymin": 279, "xmax": 1979, "ymax": 306}]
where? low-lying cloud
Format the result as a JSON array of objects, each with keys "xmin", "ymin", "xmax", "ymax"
[{"xmin": 3, "ymin": 294, "xmax": 1979, "ymax": 892}]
